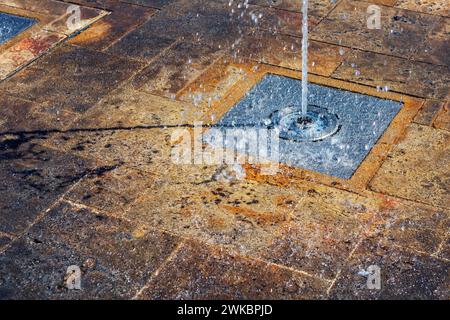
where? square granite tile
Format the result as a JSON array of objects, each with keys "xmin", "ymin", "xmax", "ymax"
[
  {"xmin": 137, "ymin": 240, "xmax": 329, "ymax": 300},
  {"xmin": 370, "ymin": 124, "xmax": 449, "ymax": 208},
  {"xmin": 0, "ymin": 201, "xmax": 181, "ymax": 299}
]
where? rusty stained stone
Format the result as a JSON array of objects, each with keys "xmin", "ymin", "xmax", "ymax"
[
  {"xmin": 332, "ymin": 50, "xmax": 450, "ymax": 100},
  {"xmin": 370, "ymin": 124, "xmax": 450, "ymax": 208},
  {"xmin": 176, "ymin": 58, "xmax": 256, "ymax": 116},
  {"xmin": 236, "ymin": 31, "xmax": 347, "ymax": 76},
  {"xmin": 329, "ymin": 237, "xmax": 450, "ymax": 299},
  {"xmin": 0, "ymin": 201, "xmax": 181, "ymax": 299},
  {"xmin": 0, "ymin": 45, "xmax": 144, "ymax": 113},
  {"xmin": 64, "ymin": 166, "xmax": 156, "ymax": 217},
  {"xmin": 413, "ymin": 100, "xmax": 444, "ymax": 126},
  {"xmin": 433, "ymin": 102, "xmax": 450, "ymax": 131},
  {"xmin": 128, "ymin": 41, "xmax": 224, "ymax": 98},
  {"xmin": 395, "ymin": 0, "xmax": 450, "ymax": 17},
  {"xmin": 0, "ymin": 30, "xmax": 64, "ymax": 80},
  {"xmin": 311, "ymin": 0, "xmax": 441, "ymax": 58},
  {"xmin": 137, "ymin": 240, "xmax": 329, "ymax": 300},
  {"xmin": 259, "ymin": 185, "xmax": 377, "ymax": 280},
  {"xmin": 69, "ymin": 2, "xmax": 157, "ymax": 51},
  {"xmin": 125, "ymin": 179, "xmax": 304, "ymax": 256}
]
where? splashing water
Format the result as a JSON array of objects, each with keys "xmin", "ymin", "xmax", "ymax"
[{"xmin": 301, "ymin": 0, "xmax": 309, "ymax": 116}]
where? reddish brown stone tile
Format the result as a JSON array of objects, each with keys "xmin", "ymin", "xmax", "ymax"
[
  {"xmin": 329, "ymin": 237, "xmax": 450, "ymax": 299},
  {"xmin": 138, "ymin": 240, "xmax": 328, "ymax": 299},
  {"xmin": 69, "ymin": 2, "xmax": 157, "ymax": 51},
  {"xmin": 311, "ymin": 0, "xmax": 441, "ymax": 58},
  {"xmin": 0, "ymin": 30, "xmax": 65, "ymax": 80},
  {"xmin": 413, "ymin": 100, "xmax": 444, "ymax": 126},
  {"xmin": 129, "ymin": 41, "xmax": 224, "ymax": 98},
  {"xmin": 395, "ymin": 0, "xmax": 450, "ymax": 17},
  {"xmin": 0, "ymin": 201, "xmax": 181, "ymax": 299},
  {"xmin": 370, "ymin": 124, "xmax": 450, "ymax": 208},
  {"xmin": 332, "ymin": 50, "xmax": 450, "ymax": 100},
  {"xmin": 433, "ymin": 102, "xmax": 450, "ymax": 131}
]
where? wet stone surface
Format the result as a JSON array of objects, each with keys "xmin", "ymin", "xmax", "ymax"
[
  {"xmin": 329, "ymin": 237, "xmax": 450, "ymax": 300},
  {"xmin": 138, "ymin": 240, "xmax": 329, "ymax": 300},
  {"xmin": 0, "ymin": 201, "xmax": 181, "ymax": 299},
  {"xmin": 370, "ymin": 124, "xmax": 450, "ymax": 208}
]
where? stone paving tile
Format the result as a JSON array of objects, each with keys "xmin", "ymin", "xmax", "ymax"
[
  {"xmin": 412, "ymin": 20, "xmax": 450, "ymax": 67},
  {"xmin": 370, "ymin": 124, "xmax": 450, "ymax": 208},
  {"xmin": 74, "ymin": 87, "xmax": 198, "ymax": 129},
  {"xmin": 138, "ymin": 240, "xmax": 329, "ymax": 300},
  {"xmin": 0, "ymin": 45, "xmax": 144, "ymax": 114},
  {"xmin": 0, "ymin": 201, "xmax": 181, "ymax": 299},
  {"xmin": 433, "ymin": 102, "xmax": 450, "ymax": 131},
  {"xmin": 258, "ymin": 185, "xmax": 376, "ymax": 281},
  {"xmin": 437, "ymin": 238, "xmax": 450, "ymax": 260},
  {"xmin": 176, "ymin": 58, "xmax": 253, "ymax": 116},
  {"xmin": 236, "ymin": 31, "xmax": 347, "ymax": 76},
  {"xmin": 69, "ymin": 2, "xmax": 157, "ymax": 51},
  {"xmin": 65, "ymin": 165, "xmax": 155, "ymax": 216},
  {"xmin": 332, "ymin": 50, "xmax": 450, "ymax": 100},
  {"xmin": 395, "ymin": 0, "xmax": 450, "ymax": 17},
  {"xmin": 0, "ymin": 30, "xmax": 65, "ymax": 81},
  {"xmin": 0, "ymin": 94, "xmax": 77, "ymax": 133},
  {"xmin": 329, "ymin": 237, "xmax": 450, "ymax": 299},
  {"xmin": 368, "ymin": 194, "xmax": 450, "ymax": 255},
  {"xmin": 413, "ymin": 100, "xmax": 444, "ymax": 127},
  {"xmin": 311, "ymin": 0, "xmax": 441, "ymax": 58},
  {"xmin": 0, "ymin": 139, "xmax": 97, "ymax": 235},
  {"xmin": 41, "ymin": 128, "xmax": 181, "ymax": 175},
  {"xmin": 128, "ymin": 41, "xmax": 224, "ymax": 98},
  {"xmin": 121, "ymin": 0, "xmax": 177, "ymax": 9},
  {"xmin": 249, "ymin": 0, "xmax": 339, "ymax": 16},
  {"xmin": 125, "ymin": 179, "xmax": 304, "ymax": 256},
  {"xmin": 105, "ymin": 30, "xmax": 176, "ymax": 62}
]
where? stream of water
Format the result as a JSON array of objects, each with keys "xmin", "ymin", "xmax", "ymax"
[{"xmin": 301, "ymin": 0, "xmax": 309, "ymax": 116}]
